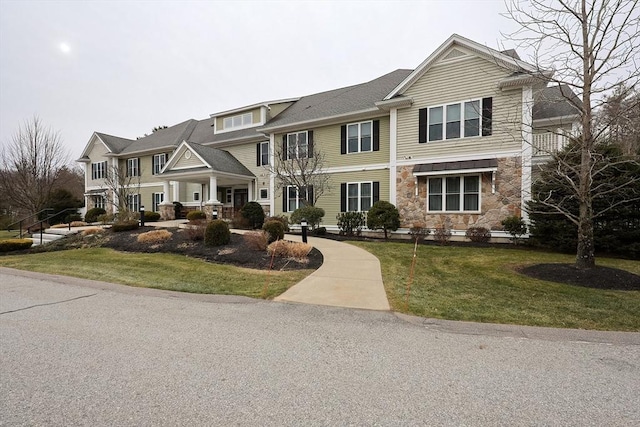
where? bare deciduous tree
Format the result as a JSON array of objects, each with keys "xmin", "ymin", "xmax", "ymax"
[
  {"xmin": 101, "ymin": 163, "xmax": 141, "ymax": 221},
  {"xmin": 0, "ymin": 116, "xmax": 70, "ymax": 218},
  {"xmin": 267, "ymin": 140, "xmax": 331, "ymax": 206},
  {"xmin": 505, "ymin": 0, "xmax": 640, "ymax": 268}
]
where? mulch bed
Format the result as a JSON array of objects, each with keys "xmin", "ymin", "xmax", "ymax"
[{"xmin": 519, "ymin": 263, "xmax": 640, "ymax": 291}]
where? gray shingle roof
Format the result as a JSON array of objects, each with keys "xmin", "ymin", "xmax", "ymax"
[
  {"xmin": 119, "ymin": 119, "xmax": 199, "ymax": 154},
  {"xmin": 261, "ymin": 69, "xmax": 413, "ymax": 129},
  {"xmin": 188, "ymin": 118, "xmax": 266, "ymax": 145},
  {"xmin": 534, "ymin": 85, "xmax": 582, "ymax": 121},
  {"xmin": 95, "ymin": 133, "xmax": 134, "ymax": 154},
  {"xmin": 186, "ymin": 142, "xmax": 254, "ymax": 177}
]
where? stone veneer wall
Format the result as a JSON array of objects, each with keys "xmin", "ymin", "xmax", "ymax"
[{"xmin": 396, "ymin": 157, "xmax": 522, "ymax": 230}]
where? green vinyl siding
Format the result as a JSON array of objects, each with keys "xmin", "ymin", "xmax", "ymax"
[{"xmin": 397, "ymin": 53, "xmax": 523, "ymax": 159}]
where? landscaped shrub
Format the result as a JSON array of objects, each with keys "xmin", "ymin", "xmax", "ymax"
[
  {"xmin": 313, "ymin": 227, "xmax": 327, "ymax": 236},
  {"xmin": 144, "ymin": 212, "xmax": 161, "ymax": 222},
  {"xmin": 97, "ymin": 213, "xmax": 114, "ymax": 224},
  {"xmin": 366, "ymin": 201, "xmax": 400, "ymax": 239},
  {"xmin": 291, "ymin": 205, "xmax": 325, "ymax": 230},
  {"xmin": 434, "ymin": 217, "xmax": 452, "ymax": 245},
  {"xmin": 336, "ymin": 211, "xmax": 366, "ymax": 236},
  {"xmin": 173, "ymin": 201, "xmax": 184, "ymax": 219},
  {"xmin": 50, "ymin": 223, "xmax": 69, "ymax": 229},
  {"xmin": 465, "ymin": 226, "xmax": 491, "ymax": 243},
  {"xmin": 408, "ymin": 223, "xmax": 431, "ymax": 242},
  {"xmin": 267, "ymin": 240, "xmax": 312, "ymax": 259},
  {"xmin": 243, "ymin": 230, "xmax": 269, "ymax": 251},
  {"xmin": 240, "ymin": 201, "xmax": 266, "ymax": 229},
  {"xmin": 185, "ymin": 220, "xmax": 207, "ymax": 241},
  {"xmin": 186, "ymin": 210, "xmax": 206, "ymax": 221},
  {"xmin": 0, "ymin": 239, "xmax": 33, "ymax": 252},
  {"xmin": 67, "ymin": 214, "xmax": 83, "ymax": 223},
  {"xmin": 81, "ymin": 227, "xmax": 103, "ymax": 236},
  {"xmin": 85, "ymin": 207, "xmax": 106, "ymax": 223},
  {"xmin": 205, "ymin": 219, "xmax": 230, "ymax": 246},
  {"xmin": 137, "ymin": 229, "xmax": 172, "ymax": 244},
  {"xmin": 262, "ymin": 219, "xmax": 285, "ymax": 243},
  {"xmin": 111, "ymin": 220, "xmax": 139, "ymax": 232},
  {"xmin": 265, "ymin": 215, "xmax": 290, "ymax": 232},
  {"xmin": 71, "ymin": 221, "xmax": 88, "ymax": 227},
  {"xmin": 231, "ymin": 211, "xmax": 251, "ymax": 229},
  {"xmin": 501, "ymin": 215, "xmax": 528, "ymax": 244}
]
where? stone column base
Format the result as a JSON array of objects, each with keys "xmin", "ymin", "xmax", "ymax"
[
  {"xmin": 159, "ymin": 203, "xmax": 175, "ymax": 220},
  {"xmin": 204, "ymin": 203, "xmax": 223, "ymax": 220}
]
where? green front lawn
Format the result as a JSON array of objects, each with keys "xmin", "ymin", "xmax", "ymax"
[
  {"xmin": 352, "ymin": 242, "xmax": 640, "ymax": 331},
  {"xmin": 0, "ymin": 248, "xmax": 311, "ymax": 299}
]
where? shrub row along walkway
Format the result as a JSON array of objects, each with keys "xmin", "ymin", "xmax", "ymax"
[{"xmin": 273, "ymin": 234, "xmax": 390, "ymax": 311}]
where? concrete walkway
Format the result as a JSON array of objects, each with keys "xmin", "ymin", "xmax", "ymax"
[{"xmin": 274, "ymin": 234, "xmax": 390, "ymax": 311}]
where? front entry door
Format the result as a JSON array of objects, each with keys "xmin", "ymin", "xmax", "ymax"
[{"xmin": 234, "ymin": 189, "xmax": 248, "ymax": 210}]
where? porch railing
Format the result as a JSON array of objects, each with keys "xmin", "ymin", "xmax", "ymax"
[{"xmin": 532, "ymin": 132, "xmax": 567, "ymax": 156}]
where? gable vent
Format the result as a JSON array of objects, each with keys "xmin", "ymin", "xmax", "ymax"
[{"xmin": 442, "ymin": 49, "xmax": 467, "ymax": 61}]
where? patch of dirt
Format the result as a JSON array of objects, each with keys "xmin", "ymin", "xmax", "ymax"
[
  {"xmin": 34, "ymin": 227, "xmax": 323, "ymax": 272},
  {"xmin": 519, "ymin": 263, "xmax": 640, "ymax": 291}
]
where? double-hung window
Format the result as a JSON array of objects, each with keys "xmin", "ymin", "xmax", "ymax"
[
  {"xmin": 423, "ymin": 99, "xmax": 485, "ymax": 142},
  {"xmin": 347, "ymin": 182, "xmax": 373, "ymax": 212},
  {"xmin": 128, "ymin": 193, "xmax": 140, "ymax": 212},
  {"xmin": 427, "ymin": 175, "xmax": 480, "ymax": 212},
  {"xmin": 284, "ymin": 186, "xmax": 312, "ymax": 212},
  {"xmin": 286, "ymin": 131, "xmax": 308, "ymax": 159},
  {"xmin": 93, "ymin": 196, "xmax": 105, "ymax": 210},
  {"xmin": 152, "ymin": 154, "xmax": 166, "ymax": 175},
  {"xmin": 257, "ymin": 141, "xmax": 269, "ymax": 166},
  {"xmin": 91, "ymin": 161, "xmax": 107, "ymax": 180},
  {"xmin": 152, "ymin": 193, "xmax": 164, "ymax": 212},
  {"xmin": 347, "ymin": 121, "xmax": 372, "ymax": 153},
  {"xmin": 127, "ymin": 158, "xmax": 140, "ymax": 177}
]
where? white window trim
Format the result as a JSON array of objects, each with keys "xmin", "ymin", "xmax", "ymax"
[
  {"xmin": 346, "ymin": 120, "xmax": 373, "ymax": 154},
  {"xmin": 127, "ymin": 158, "xmax": 140, "ymax": 177},
  {"xmin": 427, "ymin": 99, "xmax": 482, "ymax": 142},
  {"xmin": 259, "ymin": 141, "xmax": 270, "ymax": 166},
  {"xmin": 193, "ymin": 192, "xmax": 200, "ymax": 202},
  {"xmin": 219, "ymin": 112, "xmax": 254, "ymax": 133},
  {"xmin": 346, "ymin": 181, "xmax": 374, "ymax": 212},
  {"xmin": 259, "ymin": 188, "xmax": 269, "ymax": 200},
  {"xmin": 286, "ymin": 131, "xmax": 309, "ymax": 159},
  {"xmin": 285, "ymin": 186, "xmax": 311, "ymax": 212},
  {"xmin": 91, "ymin": 161, "xmax": 107, "ymax": 180},
  {"xmin": 426, "ymin": 174, "xmax": 481, "ymax": 213},
  {"xmin": 93, "ymin": 195, "xmax": 105, "ymax": 210},
  {"xmin": 128, "ymin": 193, "xmax": 141, "ymax": 212},
  {"xmin": 152, "ymin": 192, "xmax": 164, "ymax": 212},
  {"xmin": 153, "ymin": 153, "xmax": 167, "ymax": 175}
]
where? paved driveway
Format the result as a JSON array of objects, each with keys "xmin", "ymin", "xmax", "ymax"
[{"xmin": 1, "ymin": 269, "xmax": 639, "ymax": 426}]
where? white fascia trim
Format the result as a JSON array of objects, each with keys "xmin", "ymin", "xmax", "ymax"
[
  {"xmin": 119, "ymin": 182, "xmax": 165, "ymax": 189},
  {"xmin": 521, "ymin": 86, "xmax": 534, "ymax": 223},
  {"xmin": 322, "ymin": 163, "xmax": 389, "ymax": 174},
  {"xmin": 389, "ymin": 108, "xmax": 398, "ymax": 206},
  {"xmin": 384, "ymin": 34, "xmax": 542, "ymax": 100},
  {"xmin": 162, "ymin": 141, "xmax": 211, "ymax": 172},
  {"xmin": 163, "ymin": 170, "xmax": 255, "ymax": 181},
  {"xmin": 396, "ymin": 150, "xmax": 521, "ymax": 167},
  {"xmin": 375, "ymin": 97, "xmax": 413, "ymax": 111},
  {"xmin": 259, "ymin": 107, "xmax": 381, "ymax": 133},
  {"xmin": 209, "ymin": 98, "xmax": 300, "ymax": 118},
  {"xmin": 269, "ymin": 134, "xmax": 275, "ymax": 215},
  {"xmin": 215, "ymin": 122, "xmax": 262, "ymax": 135},
  {"xmin": 115, "ymin": 145, "xmax": 176, "ymax": 158},
  {"xmin": 413, "ymin": 167, "xmax": 497, "ymax": 177},
  {"xmin": 201, "ymin": 135, "xmax": 267, "ymax": 149},
  {"xmin": 532, "ymin": 114, "xmax": 580, "ymax": 126}
]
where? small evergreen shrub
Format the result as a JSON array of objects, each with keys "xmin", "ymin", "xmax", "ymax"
[
  {"xmin": 67, "ymin": 214, "xmax": 83, "ymax": 223},
  {"xmin": 366, "ymin": 201, "xmax": 400, "ymax": 239},
  {"xmin": 0, "ymin": 239, "xmax": 33, "ymax": 252},
  {"xmin": 312, "ymin": 227, "xmax": 327, "ymax": 236},
  {"xmin": 85, "ymin": 207, "xmax": 106, "ymax": 223},
  {"xmin": 434, "ymin": 217, "xmax": 452, "ymax": 245},
  {"xmin": 111, "ymin": 221, "xmax": 139, "ymax": 232},
  {"xmin": 465, "ymin": 226, "xmax": 491, "ymax": 243},
  {"xmin": 97, "ymin": 213, "xmax": 114, "ymax": 224},
  {"xmin": 241, "ymin": 201, "xmax": 266, "ymax": 229},
  {"xmin": 243, "ymin": 230, "xmax": 269, "ymax": 251},
  {"xmin": 186, "ymin": 210, "xmax": 206, "ymax": 221},
  {"xmin": 501, "ymin": 215, "xmax": 528, "ymax": 244},
  {"xmin": 408, "ymin": 223, "xmax": 431, "ymax": 242},
  {"xmin": 144, "ymin": 212, "xmax": 160, "ymax": 222},
  {"xmin": 291, "ymin": 205, "xmax": 325, "ymax": 229},
  {"xmin": 267, "ymin": 240, "xmax": 312, "ymax": 259},
  {"xmin": 231, "ymin": 211, "xmax": 251, "ymax": 229},
  {"xmin": 185, "ymin": 220, "xmax": 207, "ymax": 241},
  {"xmin": 137, "ymin": 229, "xmax": 172, "ymax": 244},
  {"xmin": 173, "ymin": 201, "xmax": 184, "ymax": 219},
  {"xmin": 265, "ymin": 215, "xmax": 290, "ymax": 232},
  {"xmin": 205, "ymin": 219, "xmax": 230, "ymax": 246},
  {"xmin": 262, "ymin": 219, "xmax": 285, "ymax": 243},
  {"xmin": 336, "ymin": 211, "xmax": 366, "ymax": 236}
]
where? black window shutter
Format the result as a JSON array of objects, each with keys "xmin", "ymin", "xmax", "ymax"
[
  {"xmin": 418, "ymin": 108, "xmax": 428, "ymax": 143},
  {"xmin": 308, "ymin": 131, "xmax": 314, "ymax": 158},
  {"xmin": 373, "ymin": 181, "xmax": 380, "ymax": 203},
  {"xmin": 340, "ymin": 183, "xmax": 347, "ymax": 212},
  {"xmin": 256, "ymin": 143, "xmax": 261, "ymax": 166},
  {"xmin": 482, "ymin": 97, "xmax": 493, "ymax": 136},
  {"xmin": 282, "ymin": 135, "xmax": 288, "ymax": 160},
  {"xmin": 307, "ymin": 186, "xmax": 314, "ymax": 205},
  {"xmin": 373, "ymin": 120, "xmax": 380, "ymax": 151},
  {"xmin": 282, "ymin": 187, "xmax": 287, "ymax": 212},
  {"xmin": 340, "ymin": 125, "xmax": 347, "ymax": 154}
]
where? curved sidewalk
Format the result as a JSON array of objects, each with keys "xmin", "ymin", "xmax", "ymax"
[{"xmin": 274, "ymin": 234, "xmax": 390, "ymax": 311}]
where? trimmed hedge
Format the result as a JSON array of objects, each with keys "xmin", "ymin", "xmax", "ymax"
[
  {"xmin": 465, "ymin": 227, "xmax": 491, "ymax": 243},
  {"xmin": 205, "ymin": 220, "xmax": 230, "ymax": 246},
  {"xmin": 186, "ymin": 210, "xmax": 207, "ymax": 221},
  {"xmin": 85, "ymin": 207, "xmax": 106, "ymax": 223},
  {"xmin": 240, "ymin": 201, "xmax": 266, "ymax": 229},
  {"xmin": 143, "ymin": 211, "xmax": 161, "ymax": 222},
  {"xmin": 111, "ymin": 221, "xmax": 139, "ymax": 232},
  {"xmin": 0, "ymin": 239, "xmax": 33, "ymax": 252},
  {"xmin": 262, "ymin": 219, "xmax": 285, "ymax": 243}
]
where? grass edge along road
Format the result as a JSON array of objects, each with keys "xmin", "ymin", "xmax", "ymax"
[
  {"xmin": 0, "ymin": 248, "xmax": 312, "ymax": 299},
  {"xmin": 352, "ymin": 241, "xmax": 640, "ymax": 332}
]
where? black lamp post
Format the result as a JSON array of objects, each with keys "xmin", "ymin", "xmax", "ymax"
[
  {"xmin": 140, "ymin": 206, "xmax": 145, "ymax": 227},
  {"xmin": 301, "ymin": 218, "xmax": 308, "ymax": 243}
]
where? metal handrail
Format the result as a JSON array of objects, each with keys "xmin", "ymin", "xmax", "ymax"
[
  {"xmin": 6, "ymin": 208, "xmax": 54, "ymax": 238},
  {"xmin": 30, "ymin": 208, "xmax": 80, "ymax": 245}
]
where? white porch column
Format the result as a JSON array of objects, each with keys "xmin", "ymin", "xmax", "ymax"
[
  {"xmin": 389, "ymin": 107, "xmax": 398, "ymax": 206},
  {"xmin": 208, "ymin": 175, "xmax": 220, "ymax": 203},
  {"xmin": 162, "ymin": 181, "xmax": 171, "ymax": 203},
  {"xmin": 521, "ymin": 86, "xmax": 534, "ymax": 223},
  {"xmin": 248, "ymin": 179, "xmax": 254, "ymax": 201},
  {"xmin": 172, "ymin": 181, "xmax": 179, "ymax": 203}
]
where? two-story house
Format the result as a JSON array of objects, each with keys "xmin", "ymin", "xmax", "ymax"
[{"xmin": 78, "ymin": 34, "xmax": 579, "ymax": 237}]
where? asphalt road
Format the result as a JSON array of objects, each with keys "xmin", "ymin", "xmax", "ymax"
[{"xmin": 1, "ymin": 268, "xmax": 639, "ymax": 426}]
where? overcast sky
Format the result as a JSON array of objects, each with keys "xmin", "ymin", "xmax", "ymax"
[{"xmin": 0, "ymin": 0, "xmax": 521, "ymax": 159}]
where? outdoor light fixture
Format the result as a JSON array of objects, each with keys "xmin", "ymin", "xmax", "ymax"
[
  {"xmin": 140, "ymin": 206, "xmax": 145, "ymax": 227},
  {"xmin": 213, "ymin": 209, "xmax": 218, "ymax": 220},
  {"xmin": 301, "ymin": 218, "xmax": 308, "ymax": 243}
]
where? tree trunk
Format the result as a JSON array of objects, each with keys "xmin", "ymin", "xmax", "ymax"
[{"xmin": 576, "ymin": 193, "xmax": 595, "ymax": 268}]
